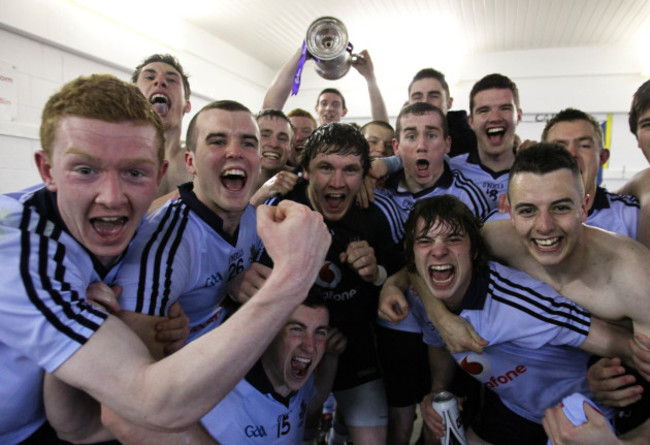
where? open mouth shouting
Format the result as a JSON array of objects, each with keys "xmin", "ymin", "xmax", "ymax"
[
  {"xmin": 149, "ymin": 93, "xmax": 171, "ymax": 116},
  {"xmin": 221, "ymin": 168, "xmax": 247, "ymax": 192},
  {"xmin": 429, "ymin": 264, "xmax": 455, "ymax": 287},
  {"xmin": 416, "ymin": 159, "xmax": 430, "ymax": 176},
  {"xmin": 486, "ymin": 126, "xmax": 506, "ymax": 145},
  {"xmin": 290, "ymin": 355, "xmax": 312, "ymax": 380},
  {"xmin": 91, "ymin": 216, "xmax": 128, "ymax": 240},
  {"xmin": 324, "ymin": 192, "xmax": 346, "ymax": 212}
]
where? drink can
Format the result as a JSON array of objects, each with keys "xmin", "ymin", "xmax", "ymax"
[{"xmin": 432, "ymin": 391, "xmax": 467, "ymax": 445}]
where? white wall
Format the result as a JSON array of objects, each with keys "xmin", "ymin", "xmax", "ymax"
[
  {"xmin": 0, "ymin": 0, "xmax": 274, "ymax": 193},
  {"xmin": 0, "ymin": 0, "xmax": 648, "ymax": 193}
]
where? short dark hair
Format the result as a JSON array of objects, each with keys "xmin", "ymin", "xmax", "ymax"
[
  {"xmin": 541, "ymin": 108, "xmax": 604, "ymax": 151},
  {"xmin": 317, "ymin": 88, "xmax": 347, "ymax": 110},
  {"xmin": 257, "ymin": 108, "xmax": 294, "ymax": 142},
  {"xmin": 469, "ymin": 73, "xmax": 519, "ymax": 115},
  {"xmin": 395, "ymin": 102, "xmax": 449, "ymax": 140},
  {"xmin": 508, "ymin": 142, "xmax": 584, "ymax": 199},
  {"xmin": 300, "ymin": 123, "xmax": 370, "ymax": 176},
  {"xmin": 403, "ymin": 195, "xmax": 486, "ymax": 273},
  {"xmin": 408, "ymin": 68, "xmax": 450, "ymax": 99},
  {"xmin": 629, "ymin": 79, "xmax": 650, "ymax": 136},
  {"xmin": 131, "ymin": 54, "xmax": 191, "ymax": 99},
  {"xmin": 185, "ymin": 100, "xmax": 254, "ymax": 152},
  {"xmin": 256, "ymin": 108, "xmax": 291, "ymax": 125},
  {"xmin": 302, "ymin": 287, "xmax": 329, "ymax": 311}
]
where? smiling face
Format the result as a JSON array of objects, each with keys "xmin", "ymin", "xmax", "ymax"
[
  {"xmin": 262, "ymin": 304, "xmax": 329, "ymax": 396},
  {"xmin": 36, "ymin": 116, "xmax": 164, "ymax": 268},
  {"xmin": 289, "ymin": 115, "xmax": 316, "ymax": 165},
  {"xmin": 315, "ymin": 92, "xmax": 347, "ymax": 125},
  {"xmin": 508, "ymin": 169, "xmax": 588, "ymax": 268},
  {"xmin": 408, "ymin": 77, "xmax": 452, "ymax": 114},
  {"xmin": 135, "ymin": 61, "xmax": 191, "ymax": 131},
  {"xmin": 413, "ymin": 217, "xmax": 473, "ymax": 309},
  {"xmin": 395, "ymin": 111, "xmax": 450, "ymax": 193},
  {"xmin": 544, "ymin": 120, "xmax": 608, "ymax": 203},
  {"xmin": 304, "ymin": 152, "xmax": 364, "ymax": 221},
  {"xmin": 185, "ymin": 109, "xmax": 260, "ymax": 222},
  {"xmin": 469, "ymin": 88, "xmax": 521, "ymax": 165},
  {"xmin": 258, "ymin": 115, "xmax": 292, "ymax": 173}
]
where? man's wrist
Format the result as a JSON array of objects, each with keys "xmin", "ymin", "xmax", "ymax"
[{"xmin": 373, "ymin": 265, "xmax": 388, "ymax": 286}]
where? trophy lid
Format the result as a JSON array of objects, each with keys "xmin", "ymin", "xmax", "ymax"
[{"xmin": 306, "ymin": 16, "xmax": 349, "ymax": 61}]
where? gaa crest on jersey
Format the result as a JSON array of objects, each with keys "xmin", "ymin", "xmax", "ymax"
[
  {"xmin": 315, "ymin": 261, "xmax": 342, "ymax": 289},
  {"xmin": 244, "ymin": 424, "xmax": 267, "ymax": 438},
  {"xmin": 459, "ymin": 352, "xmax": 491, "ymax": 379}
]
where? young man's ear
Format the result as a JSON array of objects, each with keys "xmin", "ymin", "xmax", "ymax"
[
  {"xmin": 599, "ymin": 148, "xmax": 610, "ymax": 167},
  {"xmin": 185, "ymin": 151, "xmax": 197, "ymax": 175},
  {"xmin": 157, "ymin": 160, "xmax": 169, "ymax": 186},
  {"xmin": 35, "ymin": 151, "xmax": 57, "ymax": 192}
]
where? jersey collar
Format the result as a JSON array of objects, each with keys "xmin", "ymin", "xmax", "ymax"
[
  {"xmin": 245, "ymin": 360, "xmax": 294, "ymax": 407},
  {"xmin": 178, "ymin": 182, "xmax": 242, "ymax": 246},
  {"xmin": 30, "ymin": 187, "xmax": 125, "ymax": 278}
]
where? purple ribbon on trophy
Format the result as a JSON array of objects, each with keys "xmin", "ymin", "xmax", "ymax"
[
  {"xmin": 291, "ymin": 41, "xmax": 308, "ymax": 96},
  {"xmin": 291, "ymin": 17, "xmax": 358, "ymax": 95}
]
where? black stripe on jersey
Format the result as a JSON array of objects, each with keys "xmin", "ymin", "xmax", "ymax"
[
  {"xmin": 135, "ymin": 201, "xmax": 189, "ymax": 315},
  {"xmin": 482, "ymin": 208, "xmax": 500, "ymax": 223},
  {"xmin": 609, "ymin": 193, "xmax": 640, "ymax": 209},
  {"xmin": 373, "ymin": 193, "xmax": 405, "ymax": 243},
  {"xmin": 488, "ymin": 269, "xmax": 591, "ymax": 336},
  {"xmin": 19, "ymin": 206, "xmax": 104, "ymax": 345},
  {"xmin": 159, "ymin": 206, "xmax": 191, "ymax": 316},
  {"xmin": 265, "ymin": 195, "xmax": 281, "ymax": 207},
  {"xmin": 451, "ymin": 170, "xmax": 493, "ymax": 219},
  {"xmin": 135, "ymin": 204, "xmax": 176, "ymax": 313}
]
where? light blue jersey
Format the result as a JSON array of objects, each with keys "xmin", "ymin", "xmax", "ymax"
[
  {"xmin": 409, "ymin": 261, "xmax": 613, "ymax": 424},
  {"xmin": 376, "ymin": 162, "xmax": 494, "ymax": 225},
  {"xmin": 449, "ymin": 151, "xmax": 510, "ymax": 205},
  {"xmin": 0, "ymin": 187, "xmax": 110, "ymax": 443},
  {"xmin": 586, "ymin": 187, "xmax": 639, "ymax": 239},
  {"xmin": 202, "ymin": 362, "xmax": 316, "ymax": 444},
  {"xmin": 116, "ymin": 183, "xmax": 263, "ymax": 341}
]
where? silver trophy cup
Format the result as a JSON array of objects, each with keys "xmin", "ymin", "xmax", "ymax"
[{"xmin": 306, "ymin": 16, "xmax": 358, "ymax": 80}]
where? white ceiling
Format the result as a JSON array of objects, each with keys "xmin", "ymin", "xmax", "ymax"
[{"xmin": 177, "ymin": 0, "xmax": 650, "ymax": 70}]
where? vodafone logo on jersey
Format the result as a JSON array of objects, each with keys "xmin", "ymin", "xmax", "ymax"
[
  {"xmin": 459, "ymin": 353, "xmax": 491, "ymax": 379},
  {"xmin": 459, "ymin": 353, "xmax": 529, "ymax": 389},
  {"xmin": 315, "ymin": 261, "xmax": 342, "ymax": 289}
]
